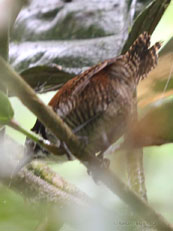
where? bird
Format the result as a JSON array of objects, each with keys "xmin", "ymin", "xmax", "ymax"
[{"xmin": 25, "ymin": 32, "xmax": 161, "ymax": 163}]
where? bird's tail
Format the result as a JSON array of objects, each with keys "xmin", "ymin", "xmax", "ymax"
[{"xmin": 125, "ymin": 32, "xmax": 161, "ymax": 83}]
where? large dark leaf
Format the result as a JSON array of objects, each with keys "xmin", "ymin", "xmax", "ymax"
[
  {"xmin": 19, "ymin": 64, "xmax": 76, "ymax": 93},
  {"xmin": 12, "ymin": 0, "xmax": 128, "ymax": 41},
  {"xmin": 10, "ymin": 0, "xmax": 140, "ymax": 74}
]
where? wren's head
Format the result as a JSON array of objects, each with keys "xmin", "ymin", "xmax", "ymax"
[{"xmin": 24, "ymin": 32, "xmax": 161, "ymax": 166}]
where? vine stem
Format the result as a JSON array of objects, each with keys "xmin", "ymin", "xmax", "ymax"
[{"xmin": 8, "ymin": 120, "xmax": 66, "ymax": 160}]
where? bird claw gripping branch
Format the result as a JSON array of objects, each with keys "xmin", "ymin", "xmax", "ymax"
[{"xmin": 25, "ymin": 32, "xmax": 161, "ymax": 166}]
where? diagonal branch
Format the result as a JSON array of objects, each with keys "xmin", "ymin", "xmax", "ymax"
[
  {"xmin": 9, "ymin": 167, "xmax": 89, "ymax": 207},
  {"xmin": 28, "ymin": 161, "xmax": 92, "ymax": 203},
  {"xmin": 0, "ymin": 135, "xmax": 91, "ymax": 207},
  {"xmin": 0, "ymin": 56, "xmax": 173, "ymax": 230}
]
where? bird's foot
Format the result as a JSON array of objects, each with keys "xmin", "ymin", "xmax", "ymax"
[
  {"xmin": 87, "ymin": 152, "xmax": 110, "ymax": 183},
  {"xmin": 96, "ymin": 151, "xmax": 110, "ymax": 169}
]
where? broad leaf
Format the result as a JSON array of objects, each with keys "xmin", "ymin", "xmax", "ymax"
[
  {"xmin": 0, "ymin": 91, "xmax": 14, "ymax": 124},
  {"xmin": 20, "ymin": 65, "xmax": 76, "ymax": 94},
  {"xmin": 138, "ymin": 52, "xmax": 173, "ymax": 107},
  {"xmin": 130, "ymin": 97, "xmax": 173, "ymax": 147}
]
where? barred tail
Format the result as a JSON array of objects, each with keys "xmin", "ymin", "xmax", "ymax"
[{"xmin": 125, "ymin": 31, "xmax": 161, "ymax": 83}]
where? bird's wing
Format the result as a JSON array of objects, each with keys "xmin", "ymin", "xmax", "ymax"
[
  {"xmin": 70, "ymin": 57, "xmax": 118, "ymax": 96},
  {"xmin": 48, "ymin": 56, "xmax": 119, "ymax": 106}
]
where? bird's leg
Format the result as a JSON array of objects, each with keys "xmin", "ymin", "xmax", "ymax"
[
  {"xmin": 78, "ymin": 135, "xmax": 110, "ymax": 169},
  {"xmin": 86, "ymin": 151, "xmax": 110, "ymax": 183},
  {"xmin": 61, "ymin": 142, "xmax": 73, "ymax": 160},
  {"xmin": 96, "ymin": 151, "xmax": 110, "ymax": 169}
]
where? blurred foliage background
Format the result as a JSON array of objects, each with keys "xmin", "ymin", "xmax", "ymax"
[{"xmin": 0, "ymin": 0, "xmax": 173, "ymax": 231}]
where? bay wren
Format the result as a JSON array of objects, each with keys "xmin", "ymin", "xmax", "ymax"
[{"xmin": 25, "ymin": 32, "xmax": 161, "ymax": 163}]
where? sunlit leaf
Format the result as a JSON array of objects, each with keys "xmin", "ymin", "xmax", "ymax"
[
  {"xmin": 160, "ymin": 36, "xmax": 173, "ymax": 56},
  {"xmin": 130, "ymin": 97, "xmax": 173, "ymax": 147},
  {"xmin": 0, "ymin": 91, "xmax": 14, "ymax": 124},
  {"xmin": 138, "ymin": 52, "xmax": 173, "ymax": 107}
]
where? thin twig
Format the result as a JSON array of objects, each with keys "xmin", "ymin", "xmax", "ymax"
[
  {"xmin": 0, "ymin": 135, "xmax": 91, "ymax": 206},
  {"xmin": 10, "ymin": 167, "xmax": 89, "ymax": 207},
  {"xmin": 29, "ymin": 161, "xmax": 92, "ymax": 203}
]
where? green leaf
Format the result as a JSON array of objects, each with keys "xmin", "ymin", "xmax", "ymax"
[
  {"xmin": 141, "ymin": 97, "xmax": 173, "ymax": 140},
  {"xmin": 121, "ymin": 0, "xmax": 171, "ymax": 53},
  {"xmin": 138, "ymin": 52, "xmax": 173, "ymax": 107},
  {"xmin": 160, "ymin": 36, "xmax": 173, "ymax": 56},
  {"xmin": 0, "ymin": 91, "xmax": 14, "ymax": 124},
  {"xmin": 131, "ymin": 97, "xmax": 173, "ymax": 146}
]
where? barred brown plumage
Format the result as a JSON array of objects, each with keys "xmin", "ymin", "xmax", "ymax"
[{"xmin": 25, "ymin": 32, "xmax": 161, "ymax": 161}]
